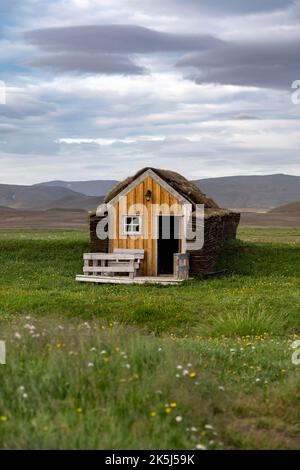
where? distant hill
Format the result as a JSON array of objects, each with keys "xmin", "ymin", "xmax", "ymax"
[
  {"xmin": 0, "ymin": 184, "xmax": 101, "ymax": 211},
  {"xmin": 269, "ymin": 201, "xmax": 300, "ymax": 213},
  {"xmin": 35, "ymin": 180, "xmax": 117, "ymax": 197},
  {"xmin": 0, "ymin": 205, "xmax": 19, "ymax": 212},
  {"xmin": 36, "ymin": 174, "xmax": 300, "ymax": 208},
  {"xmin": 193, "ymin": 174, "xmax": 300, "ymax": 208},
  {"xmin": 1, "ymin": 174, "xmax": 299, "ymax": 210}
]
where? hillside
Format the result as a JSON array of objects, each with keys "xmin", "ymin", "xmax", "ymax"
[
  {"xmin": 0, "ymin": 184, "xmax": 101, "ymax": 211},
  {"xmin": 36, "ymin": 174, "xmax": 300, "ymax": 208},
  {"xmin": 193, "ymin": 174, "xmax": 300, "ymax": 208},
  {"xmin": 269, "ymin": 201, "xmax": 300, "ymax": 213},
  {"xmin": 36, "ymin": 179, "xmax": 118, "ymax": 197},
  {"xmin": 1, "ymin": 174, "xmax": 299, "ymax": 210}
]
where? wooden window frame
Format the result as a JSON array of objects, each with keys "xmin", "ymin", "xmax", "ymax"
[{"xmin": 122, "ymin": 215, "xmax": 142, "ymax": 236}]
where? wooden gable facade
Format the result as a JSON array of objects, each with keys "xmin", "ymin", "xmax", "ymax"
[{"xmin": 107, "ymin": 169, "xmax": 189, "ymax": 276}]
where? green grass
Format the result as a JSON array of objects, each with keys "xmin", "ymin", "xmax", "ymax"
[{"xmin": 0, "ymin": 228, "xmax": 299, "ymax": 449}]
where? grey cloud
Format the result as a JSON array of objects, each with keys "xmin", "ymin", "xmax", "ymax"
[
  {"xmin": 232, "ymin": 114, "xmax": 261, "ymax": 120},
  {"xmin": 177, "ymin": 40, "xmax": 300, "ymax": 89},
  {"xmin": 174, "ymin": 0, "xmax": 295, "ymax": 15},
  {"xmin": 25, "ymin": 24, "xmax": 222, "ymax": 54},
  {"xmin": 29, "ymin": 52, "xmax": 146, "ymax": 75}
]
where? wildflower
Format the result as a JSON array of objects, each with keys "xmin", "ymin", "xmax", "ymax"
[
  {"xmin": 190, "ymin": 427, "xmax": 198, "ymax": 432},
  {"xmin": 218, "ymin": 386, "xmax": 225, "ymax": 391},
  {"xmin": 165, "ymin": 407, "xmax": 171, "ymax": 414},
  {"xmin": 175, "ymin": 416, "xmax": 183, "ymax": 422},
  {"xmin": 176, "ymin": 365, "xmax": 183, "ymax": 370},
  {"xmin": 14, "ymin": 332, "xmax": 22, "ymax": 340},
  {"xmin": 255, "ymin": 378, "xmax": 261, "ymax": 382},
  {"xmin": 182, "ymin": 370, "xmax": 189, "ymax": 376},
  {"xmin": 115, "ymin": 347, "xmax": 120, "ymax": 352},
  {"xmin": 87, "ymin": 362, "xmax": 94, "ymax": 368},
  {"xmin": 0, "ymin": 416, "xmax": 8, "ymax": 423},
  {"xmin": 124, "ymin": 364, "xmax": 131, "ymax": 369},
  {"xmin": 149, "ymin": 411, "xmax": 157, "ymax": 417},
  {"xmin": 205, "ymin": 424, "xmax": 213, "ymax": 430},
  {"xmin": 196, "ymin": 444, "xmax": 206, "ymax": 450},
  {"xmin": 24, "ymin": 324, "xmax": 35, "ymax": 331},
  {"xmin": 90, "ymin": 347, "xmax": 96, "ymax": 352},
  {"xmin": 189, "ymin": 372, "xmax": 197, "ymax": 379},
  {"xmin": 22, "ymin": 393, "xmax": 28, "ymax": 399},
  {"xmin": 170, "ymin": 402, "xmax": 177, "ymax": 408},
  {"xmin": 175, "ymin": 374, "xmax": 181, "ymax": 378},
  {"xmin": 100, "ymin": 350, "xmax": 107, "ymax": 355},
  {"xmin": 187, "ymin": 363, "xmax": 192, "ymax": 367},
  {"xmin": 76, "ymin": 408, "xmax": 83, "ymax": 414},
  {"xmin": 158, "ymin": 347, "xmax": 163, "ymax": 352}
]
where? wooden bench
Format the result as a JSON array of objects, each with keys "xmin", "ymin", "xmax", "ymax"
[{"xmin": 83, "ymin": 249, "xmax": 144, "ymax": 280}]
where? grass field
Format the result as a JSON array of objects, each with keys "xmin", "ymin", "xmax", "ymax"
[{"xmin": 0, "ymin": 227, "xmax": 299, "ymax": 449}]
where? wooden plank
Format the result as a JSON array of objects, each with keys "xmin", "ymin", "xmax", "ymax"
[
  {"xmin": 83, "ymin": 265, "xmax": 135, "ymax": 273},
  {"xmin": 109, "ymin": 261, "xmax": 140, "ymax": 269},
  {"xmin": 113, "ymin": 248, "xmax": 144, "ymax": 257},
  {"xmin": 145, "ymin": 176, "xmax": 153, "ymax": 276},
  {"xmin": 76, "ymin": 275, "xmax": 185, "ymax": 285},
  {"xmin": 84, "ymin": 253, "xmax": 135, "ymax": 260}
]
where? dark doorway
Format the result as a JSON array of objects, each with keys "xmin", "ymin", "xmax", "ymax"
[{"xmin": 157, "ymin": 216, "xmax": 180, "ymax": 275}]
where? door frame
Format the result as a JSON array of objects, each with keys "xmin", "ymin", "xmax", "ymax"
[{"xmin": 156, "ymin": 215, "xmax": 184, "ymax": 276}]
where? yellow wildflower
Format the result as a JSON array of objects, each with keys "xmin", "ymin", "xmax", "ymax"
[
  {"xmin": 149, "ymin": 411, "xmax": 157, "ymax": 417},
  {"xmin": 189, "ymin": 372, "xmax": 197, "ymax": 379},
  {"xmin": 170, "ymin": 402, "xmax": 177, "ymax": 408},
  {"xmin": 0, "ymin": 416, "xmax": 8, "ymax": 422},
  {"xmin": 165, "ymin": 407, "xmax": 172, "ymax": 414}
]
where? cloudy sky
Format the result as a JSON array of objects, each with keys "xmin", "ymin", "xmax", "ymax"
[{"xmin": 0, "ymin": 0, "xmax": 300, "ymax": 184}]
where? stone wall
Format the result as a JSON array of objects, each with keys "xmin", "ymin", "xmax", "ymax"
[
  {"xmin": 188, "ymin": 212, "xmax": 240, "ymax": 277},
  {"xmin": 90, "ymin": 214, "xmax": 109, "ymax": 253}
]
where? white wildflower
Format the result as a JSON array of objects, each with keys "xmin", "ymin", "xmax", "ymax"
[{"xmin": 196, "ymin": 444, "xmax": 206, "ymax": 450}]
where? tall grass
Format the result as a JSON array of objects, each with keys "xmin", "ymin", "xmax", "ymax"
[{"xmin": 0, "ymin": 317, "xmax": 299, "ymax": 450}]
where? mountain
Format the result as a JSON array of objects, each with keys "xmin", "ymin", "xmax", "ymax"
[
  {"xmin": 0, "ymin": 184, "xmax": 101, "ymax": 210},
  {"xmin": 36, "ymin": 174, "xmax": 300, "ymax": 208},
  {"xmin": 192, "ymin": 174, "xmax": 300, "ymax": 208},
  {"xmin": 1, "ymin": 174, "xmax": 299, "ymax": 210},
  {"xmin": 35, "ymin": 179, "xmax": 117, "ymax": 197},
  {"xmin": 269, "ymin": 201, "xmax": 300, "ymax": 213}
]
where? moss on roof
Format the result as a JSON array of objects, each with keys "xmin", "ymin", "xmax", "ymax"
[{"xmin": 104, "ymin": 167, "xmax": 219, "ymax": 209}]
